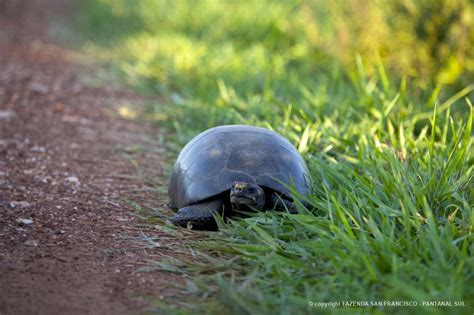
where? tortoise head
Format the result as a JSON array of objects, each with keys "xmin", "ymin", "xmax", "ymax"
[{"xmin": 230, "ymin": 182, "xmax": 265, "ymax": 211}]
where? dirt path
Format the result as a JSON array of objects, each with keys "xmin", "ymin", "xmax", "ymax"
[{"xmin": 0, "ymin": 1, "xmax": 182, "ymax": 314}]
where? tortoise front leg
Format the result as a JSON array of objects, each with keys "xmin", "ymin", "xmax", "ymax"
[
  {"xmin": 168, "ymin": 199, "xmax": 224, "ymax": 231},
  {"xmin": 270, "ymin": 193, "xmax": 297, "ymax": 214}
]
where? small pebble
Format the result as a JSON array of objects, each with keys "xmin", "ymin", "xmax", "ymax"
[
  {"xmin": 10, "ymin": 201, "xmax": 31, "ymax": 209},
  {"xmin": 24, "ymin": 240, "xmax": 39, "ymax": 246},
  {"xmin": 0, "ymin": 110, "xmax": 16, "ymax": 120},
  {"xmin": 30, "ymin": 145, "xmax": 46, "ymax": 152},
  {"xmin": 65, "ymin": 176, "xmax": 80, "ymax": 185},
  {"xmin": 16, "ymin": 218, "xmax": 34, "ymax": 225},
  {"xmin": 29, "ymin": 82, "xmax": 49, "ymax": 94}
]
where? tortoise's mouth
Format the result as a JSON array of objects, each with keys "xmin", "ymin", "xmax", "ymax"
[{"xmin": 230, "ymin": 195, "xmax": 255, "ymax": 205}]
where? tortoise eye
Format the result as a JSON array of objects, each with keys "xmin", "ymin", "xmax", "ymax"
[{"xmin": 248, "ymin": 187, "xmax": 256, "ymax": 193}]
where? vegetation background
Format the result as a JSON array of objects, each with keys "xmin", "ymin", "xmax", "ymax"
[{"xmin": 75, "ymin": 1, "xmax": 473, "ymax": 314}]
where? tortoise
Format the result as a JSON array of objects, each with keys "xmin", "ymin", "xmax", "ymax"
[{"xmin": 167, "ymin": 125, "xmax": 311, "ymax": 230}]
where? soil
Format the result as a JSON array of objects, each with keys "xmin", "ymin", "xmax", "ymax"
[{"xmin": 0, "ymin": 1, "xmax": 185, "ymax": 314}]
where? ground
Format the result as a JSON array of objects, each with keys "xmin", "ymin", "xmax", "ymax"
[{"xmin": 0, "ymin": 1, "xmax": 183, "ymax": 314}]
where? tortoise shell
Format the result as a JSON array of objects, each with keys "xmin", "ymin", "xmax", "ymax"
[{"xmin": 168, "ymin": 125, "xmax": 311, "ymax": 208}]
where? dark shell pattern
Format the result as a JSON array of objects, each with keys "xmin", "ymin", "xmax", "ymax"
[{"xmin": 168, "ymin": 125, "xmax": 311, "ymax": 208}]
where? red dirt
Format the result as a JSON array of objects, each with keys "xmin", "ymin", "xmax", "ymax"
[{"xmin": 0, "ymin": 1, "xmax": 184, "ymax": 314}]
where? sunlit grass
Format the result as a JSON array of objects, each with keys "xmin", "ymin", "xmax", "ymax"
[
  {"xmin": 75, "ymin": 1, "xmax": 474, "ymax": 314},
  {"xmin": 145, "ymin": 97, "xmax": 473, "ymax": 315}
]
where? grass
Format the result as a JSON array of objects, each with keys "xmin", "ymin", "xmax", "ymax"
[{"xmin": 74, "ymin": 1, "xmax": 473, "ymax": 314}]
